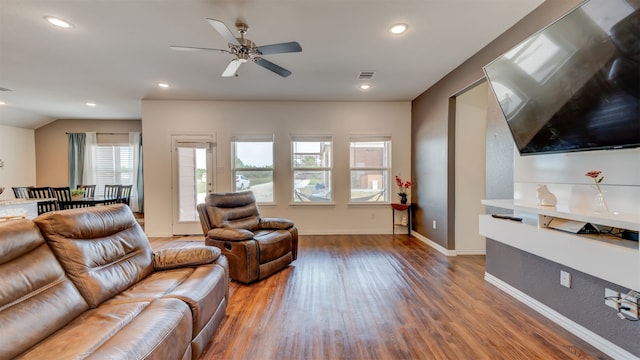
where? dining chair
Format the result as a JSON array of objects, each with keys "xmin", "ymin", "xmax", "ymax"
[
  {"xmin": 51, "ymin": 186, "xmax": 90, "ymax": 210},
  {"xmin": 104, "ymin": 185, "xmax": 121, "ymax": 205},
  {"xmin": 118, "ymin": 185, "xmax": 133, "ymax": 206},
  {"xmin": 28, "ymin": 187, "xmax": 59, "ymax": 214},
  {"xmin": 77, "ymin": 184, "xmax": 96, "ymax": 198},
  {"xmin": 12, "ymin": 186, "xmax": 32, "ymax": 199}
]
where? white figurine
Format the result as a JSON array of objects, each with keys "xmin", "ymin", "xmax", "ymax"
[{"xmin": 536, "ymin": 184, "xmax": 557, "ymax": 207}]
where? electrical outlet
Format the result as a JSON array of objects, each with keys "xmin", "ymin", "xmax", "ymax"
[
  {"xmin": 605, "ymin": 288, "xmax": 620, "ymax": 309},
  {"xmin": 560, "ymin": 270, "xmax": 571, "ymax": 288},
  {"xmin": 620, "ymin": 291, "xmax": 639, "ymax": 320}
]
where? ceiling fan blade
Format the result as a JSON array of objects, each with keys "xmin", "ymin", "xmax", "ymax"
[
  {"xmin": 256, "ymin": 42, "xmax": 302, "ymax": 55},
  {"xmin": 222, "ymin": 59, "xmax": 242, "ymax": 77},
  {"xmin": 206, "ymin": 18, "xmax": 240, "ymax": 46},
  {"xmin": 254, "ymin": 58, "xmax": 292, "ymax": 77},
  {"xmin": 169, "ymin": 46, "xmax": 231, "ymax": 54}
]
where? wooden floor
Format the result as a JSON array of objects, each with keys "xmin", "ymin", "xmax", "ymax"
[{"xmin": 151, "ymin": 235, "xmax": 608, "ymax": 360}]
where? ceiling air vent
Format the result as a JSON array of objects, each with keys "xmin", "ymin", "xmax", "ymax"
[
  {"xmin": 0, "ymin": 87, "xmax": 12, "ymax": 91},
  {"xmin": 358, "ymin": 71, "xmax": 375, "ymax": 80}
]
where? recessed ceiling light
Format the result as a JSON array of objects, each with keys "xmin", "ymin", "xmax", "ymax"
[
  {"xmin": 158, "ymin": 82, "xmax": 170, "ymax": 88},
  {"xmin": 85, "ymin": 102, "xmax": 97, "ymax": 107},
  {"xmin": 389, "ymin": 23, "xmax": 408, "ymax": 34},
  {"xmin": 0, "ymin": 101, "xmax": 5, "ymax": 105},
  {"xmin": 45, "ymin": 16, "xmax": 73, "ymax": 29},
  {"xmin": 360, "ymin": 84, "xmax": 371, "ymax": 90}
]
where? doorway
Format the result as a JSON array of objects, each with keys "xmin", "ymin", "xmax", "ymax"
[
  {"xmin": 454, "ymin": 81, "xmax": 488, "ymax": 254},
  {"xmin": 171, "ymin": 135, "xmax": 216, "ymax": 235}
]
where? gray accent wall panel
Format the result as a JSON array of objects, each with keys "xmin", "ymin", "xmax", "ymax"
[{"xmin": 486, "ymin": 238, "xmax": 639, "ymax": 356}]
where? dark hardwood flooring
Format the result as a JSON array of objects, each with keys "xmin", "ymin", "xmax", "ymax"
[{"xmin": 150, "ymin": 234, "xmax": 608, "ymax": 360}]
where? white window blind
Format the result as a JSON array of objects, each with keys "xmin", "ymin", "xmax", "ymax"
[{"xmin": 95, "ymin": 145, "xmax": 134, "ymax": 196}]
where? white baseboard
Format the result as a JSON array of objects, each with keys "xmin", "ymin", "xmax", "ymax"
[
  {"xmin": 485, "ymin": 272, "xmax": 638, "ymax": 360},
  {"xmin": 455, "ymin": 249, "xmax": 486, "ymax": 255},
  {"xmin": 411, "ymin": 231, "xmax": 457, "ymax": 256}
]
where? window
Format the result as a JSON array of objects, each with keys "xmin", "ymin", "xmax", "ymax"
[
  {"xmin": 291, "ymin": 136, "xmax": 332, "ymax": 203},
  {"xmin": 349, "ymin": 136, "xmax": 391, "ymax": 203},
  {"xmin": 95, "ymin": 145, "xmax": 134, "ymax": 196},
  {"xmin": 231, "ymin": 135, "xmax": 274, "ymax": 203}
]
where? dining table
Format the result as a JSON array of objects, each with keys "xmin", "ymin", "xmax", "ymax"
[{"xmin": 58, "ymin": 196, "xmax": 121, "ymax": 209}]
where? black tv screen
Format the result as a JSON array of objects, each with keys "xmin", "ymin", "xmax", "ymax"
[{"xmin": 484, "ymin": 0, "xmax": 639, "ymax": 155}]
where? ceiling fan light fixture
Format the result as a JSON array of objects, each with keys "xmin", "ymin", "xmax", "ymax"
[
  {"xmin": 45, "ymin": 16, "xmax": 73, "ymax": 29},
  {"xmin": 389, "ymin": 23, "xmax": 408, "ymax": 34}
]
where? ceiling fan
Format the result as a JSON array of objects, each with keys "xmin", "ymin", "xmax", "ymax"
[{"xmin": 170, "ymin": 18, "xmax": 302, "ymax": 78}]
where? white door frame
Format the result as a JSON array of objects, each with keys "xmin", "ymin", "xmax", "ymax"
[{"xmin": 171, "ymin": 134, "xmax": 216, "ymax": 235}]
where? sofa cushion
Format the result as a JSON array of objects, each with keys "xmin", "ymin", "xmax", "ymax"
[
  {"xmin": 34, "ymin": 204, "xmax": 154, "ymax": 308},
  {"xmin": 0, "ymin": 220, "xmax": 89, "ymax": 360},
  {"xmin": 104, "ymin": 263, "xmax": 228, "ymax": 338},
  {"xmin": 16, "ymin": 298, "xmax": 192, "ymax": 360}
]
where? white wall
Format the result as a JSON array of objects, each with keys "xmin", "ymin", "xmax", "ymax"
[
  {"xmin": 513, "ymin": 148, "xmax": 640, "ymax": 218},
  {"xmin": 142, "ymin": 100, "xmax": 411, "ymax": 236},
  {"xmin": 0, "ymin": 125, "xmax": 36, "ymax": 200},
  {"xmin": 455, "ymin": 82, "xmax": 488, "ymax": 254}
]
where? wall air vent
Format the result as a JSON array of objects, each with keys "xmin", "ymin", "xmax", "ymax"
[{"xmin": 358, "ymin": 71, "xmax": 375, "ymax": 80}]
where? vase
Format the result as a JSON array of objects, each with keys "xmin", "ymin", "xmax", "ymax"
[
  {"xmin": 593, "ymin": 191, "xmax": 610, "ymax": 214},
  {"xmin": 400, "ymin": 194, "xmax": 407, "ymax": 204}
]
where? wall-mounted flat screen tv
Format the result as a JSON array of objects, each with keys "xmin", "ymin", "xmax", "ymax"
[{"xmin": 484, "ymin": 0, "xmax": 639, "ymax": 155}]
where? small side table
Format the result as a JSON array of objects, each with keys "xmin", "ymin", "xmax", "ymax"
[{"xmin": 391, "ymin": 203, "xmax": 411, "ymax": 235}]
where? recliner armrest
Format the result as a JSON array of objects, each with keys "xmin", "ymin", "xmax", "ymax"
[
  {"xmin": 207, "ymin": 228, "xmax": 254, "ymax": 241},
  {"xmin": 153, "ymin": 246, "xmax": 221, "ymax": 271},
  {"xmin": 260, "ymin": 217, "xmax": 294, "ymax": 230}
]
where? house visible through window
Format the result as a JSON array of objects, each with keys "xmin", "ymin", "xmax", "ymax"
[
  {"xmin": 291, "ymin": 136, "xmax": 332, "ymax": 203},
  {"xmin": 349, "ymin": 136, "xmax": 391, "ymax": 203},
  {"xmin": 231, "ymin": 135, "xmax": 274, "ymax": 203}
]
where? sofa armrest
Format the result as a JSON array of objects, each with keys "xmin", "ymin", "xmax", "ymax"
[
  {"xmin": 153, "ymin": 246, "xmax": 222, "ymax": 271},
  {"xmin": 260, "ymin": 217, "xmax": 294, "ymax": 230},
  {"xmin": 207, "ymin": 228, "xmax": 254, "ymax": 241}
]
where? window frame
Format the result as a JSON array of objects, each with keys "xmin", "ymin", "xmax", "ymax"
[
  {"xmin": 348, "ymin": 135, "xmax": 391, "ymax": 204},
  {"xmin": 95, "ymin": 143, "xmax": 134, "ymax": 197},
  {"xmin": 290, "ymin": 135, "xmax": 333, "ymax": 204},
  {"xmin": 231, "ymin": 135, "xmax": 275, "ymax": 203}
]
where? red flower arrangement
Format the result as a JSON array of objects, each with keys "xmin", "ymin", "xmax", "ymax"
[
  {"xmin": 395, "ymin": 176, "xmax": 412, "ymax": 198},
  {"xmin": 585, "ymin": 170, "xmax": 609, "ymax": 213}
]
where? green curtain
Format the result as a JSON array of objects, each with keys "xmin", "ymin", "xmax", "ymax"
[{"xmin": 67, "ymin": 133, "xmax": 86, "ymax": 189}]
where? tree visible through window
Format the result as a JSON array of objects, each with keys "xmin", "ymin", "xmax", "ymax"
[{"xmin": 231, "ymin": 136, "xmax": 274, "ymax": 203}]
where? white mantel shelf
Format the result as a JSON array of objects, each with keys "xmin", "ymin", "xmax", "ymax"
[
  {"xmin": 482, "ymin": 199, "xmax": 640, "ymax": 232},
  {"xmin": 481, "ymin": 199, "xmax": 639, "ymax": 290}
]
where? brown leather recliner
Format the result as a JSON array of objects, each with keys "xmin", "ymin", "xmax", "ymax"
[{"xmin": 197, "ymin": 191, "xmax": 298, "ymax": 284}]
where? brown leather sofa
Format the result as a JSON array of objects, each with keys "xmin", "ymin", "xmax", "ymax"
[
  {"xmin": 0, "ymin": 204, "xmax": 229, "ymax": 360},
  {"xmin": 197, "ymin": 191, "xmax": 298, "ymax": 284}
]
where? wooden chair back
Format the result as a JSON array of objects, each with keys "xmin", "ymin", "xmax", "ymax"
[
  {"xmin": 119, "ymin": 185, "xmax": 133, "ymax": 206},
  {"xmin": 12, "ymin": 187, "xmax": 32, "ymax": 199},
  {"xmin": 77, "ymin": 185, "xmax": 96, "ymax": 198},
  {"xmin": 28, "ymin": 187, "xmax": 58, "ymax": 214}
]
